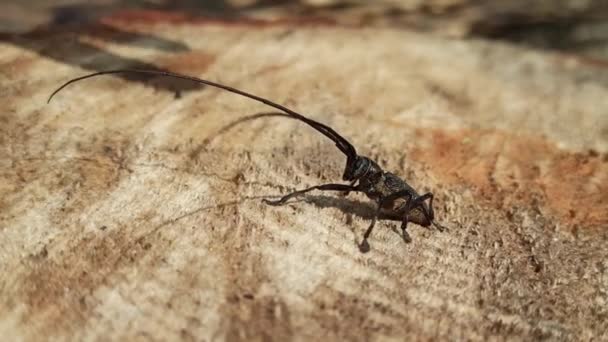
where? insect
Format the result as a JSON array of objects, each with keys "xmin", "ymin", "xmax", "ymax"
[{"xmin": 48, "ymin": 69, "xmax": 448, "ymax": 252}]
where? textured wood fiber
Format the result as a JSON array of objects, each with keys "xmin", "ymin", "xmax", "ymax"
[{"xmin": 1, "ymin": 11, "xmax": 607, "ymax": 341}]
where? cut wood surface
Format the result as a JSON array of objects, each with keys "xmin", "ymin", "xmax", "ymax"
[{"xmin": 1, "ymin": 10, "xmax": 607, "ymax": 341}]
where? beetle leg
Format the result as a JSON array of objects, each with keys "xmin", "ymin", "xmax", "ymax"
[
  {"xmin": 340, "ymin": 180, "xmax": 357, "ymax": 197},
  {"xmin": 263, "ymin": 183, "xmax": 360, "ymax": 206},
  {"xmin": 359, "ymin": 190, "xmax": 414, "ymax": 251}
]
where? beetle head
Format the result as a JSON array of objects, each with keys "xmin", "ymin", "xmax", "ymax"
[{"xmin": 343, "ymin": 156, "xmax": 372, "ymax": 181}]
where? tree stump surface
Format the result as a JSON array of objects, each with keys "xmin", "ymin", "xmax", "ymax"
[{"xmin": 1, "ymin": 10, "xmax": 607, "ymax": 341}]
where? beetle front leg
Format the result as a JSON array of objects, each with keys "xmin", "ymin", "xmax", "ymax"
[
  {"xmin": 340, "ymin": 180, "xmax": 357, "ymax": 197},
  {"xmin": 263, "ymin": 183, "xmax": 360, "ymax": 206}
]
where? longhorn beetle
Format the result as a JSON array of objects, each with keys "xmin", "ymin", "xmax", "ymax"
[{"xmin": 48, "ymin": 69, "xmax": 448, "ymax": 252}]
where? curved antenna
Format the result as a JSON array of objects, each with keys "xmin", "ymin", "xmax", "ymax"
[{"xmin": 48, "ymin": 69, "xmax": 357, "ymax": 159}]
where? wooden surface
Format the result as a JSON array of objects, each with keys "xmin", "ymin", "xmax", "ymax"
[{"xmin": 1, "ymin": 10, "xmax": 607, "ymax": 341}]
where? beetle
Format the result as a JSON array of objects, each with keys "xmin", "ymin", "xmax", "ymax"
[{"xmin": 48, "ymin": 69, "xmax": 448, "ymax": 252}]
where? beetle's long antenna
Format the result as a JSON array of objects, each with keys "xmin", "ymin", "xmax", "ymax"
[{"xmin": 48, "ymin": 69, "xmax": 357, "ymax": 159}]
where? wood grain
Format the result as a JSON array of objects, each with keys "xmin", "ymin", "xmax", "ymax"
[{"xmin": 1, "ymin": 11, "xmax": 607, "ymax": 341}]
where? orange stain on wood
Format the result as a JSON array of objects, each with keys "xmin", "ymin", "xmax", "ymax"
[{"xmin": 412, "ymin": 128, "xmax": 608, "ymax": 228}]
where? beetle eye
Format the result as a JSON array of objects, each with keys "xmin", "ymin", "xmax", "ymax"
[{"xmin": 355, "ymin": 158, "xmax": 363, "ymax": 169}]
